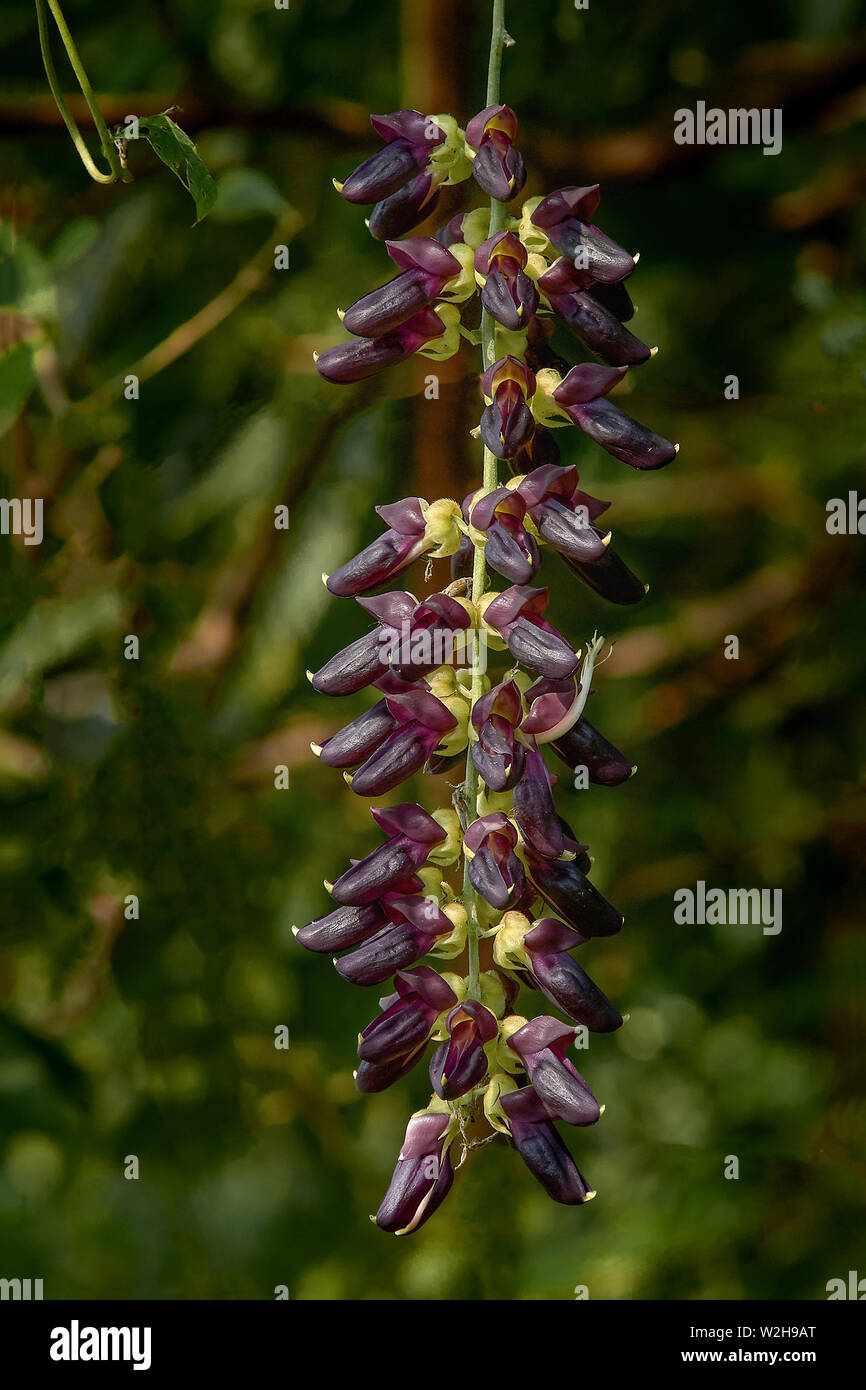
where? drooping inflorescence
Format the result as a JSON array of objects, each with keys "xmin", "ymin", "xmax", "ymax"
[{"xmin": 298, "ymin": 52, "xmax": 677, "ymax": 1235}]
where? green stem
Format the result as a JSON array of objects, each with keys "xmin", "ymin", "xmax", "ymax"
[
  {"xmin": 35, "ymin": 0, "xmax": 128, "ymax": 184},
  {"xmin": 463, "ymin": 0, "xmax": 509, "ymax": 1001}
]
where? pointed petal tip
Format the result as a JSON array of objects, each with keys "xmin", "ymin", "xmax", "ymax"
[
  {"xmin": 633, "ymin": 251, "xmax": 640, "ymax": 263},
  {"xmin": 323, "ymin": 879, "xmax": 334, "ymax": 892},
  {"xmin": 649, "ymin": 345, "xmax": 659, "ymax": 357},
  {"xmin": 336, "ymin": 308, "xmax": 345, "ymax": 321},
  {"xmin": 310, "ymin": 743, "xmax": 322, "ymax": 757},
  {"xmin": 630, "ymin": 764, "xmax": 638, "ymax": 776},
  {"xmin": 343, "ymin": 771, "xmax": 353, "ymax": 785},
  {"xmin": 291, "ymin": 925, "xmax": 299, "ymax": 936},
  {"xmin": 674, "ymin": 442, "xmax": 680, "ymax": 452},
  {"xmin": 305, "ymin": 669, "xmax": 315, "ymax": 683},
  {"xmin": 312, "ymin": 351, "xmax": 319, "ymax": 363},
  {"xmin": 332, "ymin": 178, "xmax": 344, "ymax": 193}
]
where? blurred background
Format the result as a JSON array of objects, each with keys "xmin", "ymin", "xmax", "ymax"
[{"xmin": 1, "ymin": 0, "xmax": 865, "ymax": 1301}]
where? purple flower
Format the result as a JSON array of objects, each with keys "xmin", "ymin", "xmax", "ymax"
[
  {"xmin": 325, "ymin": 496, "xmax": 462, "ymax": 598},
  {"xmin": 341, "ymin": 238, "xmax": 461, "ymax": 338},
  {"xmin": 554, "ymin": 363, "xmax": 678, "ymax": 471},
  {"xmin": 523, "ymin": 841, "xmax": 623, "ymax": 939},
  {"xmin": 337, "ymin": 110, "xmax": 445, "ymax": 205},
  {"xmin": 516, "ymin": 463, "xmax": 609, "ymax": 566},
  {"xmin": 330, "ymin": 803, "xmax": 449, "ymax": 905},
  {"xmin": 475, "ymin": 230, "xmax": 538, "ymax": 330},
  {"xmin": 531, "ymin": 185, "xmax": 634, "ymax": 285},
  {"xmin": 482, "ymin": 585, "xmax": 578, "ymax": 679},
  {"xmin": 463, "ymin": 811, "xmax": 524, "ymax": 909},
  {"xmin": 294, "ymin": 900, "xmax": 390, "ymax": 954},
  {"xmin": 470, "ymin": 678, "xmax": 525, "ymax": 791},
  {"xmin": 500, "ymin": 1085, "xmax": 595, "ymax": 1204},
  {"xmin": 520, "ymin": 673, "xmax": 584, "ymax": 745},
  {"xmin": 507, "ymin": 1016, "xmax": 601, "ymax": 1126},
  {"xmin": 335, "ymin": 893, "xmax": 456, "ymax": 985},
  {"xmin": 550, "ymin": 714, "xmax": 635, "ymax": 786},
  {"xmin": 310, "ymin": 589, "xmax": 472, "ymax": 695},
  {"xmin": 538, "ymin": 258, "xmax": 651, "ymax": 365},
  {"xmin": 480, "ymin": 356, "xmax": 537, "ymax": 460},
  {"xmin": 375, "ymin": 1108, "xmax": 455, "ymax": 1234},
  {"xmin": 466, "ymin": 104, "xmax": 526, "ymax": 202},
  {"xmin": 467, "ymin": 485, "xmax": 539, "ymax": 584},
  {"xmin": 346, "ymin": 686, "xmax": 459, "ymax": 797},
  {"xmin": 314, "ymin": 305, "xmax": 447, "ymax": 384},
  {"xmin": 315, "ymin": 689, "xmax": 402, "ymax": 769},
  {"xmin": 522, "ymin": 918, "xmax": 623, "ymax": 1030},
  {"xmin": 429, "ymin": 1000, "xmax": 498, "ymax": 1099},
  {"xmin": 512, "ymin": 745, "xmax": 570, "ymax": 858},
  {"xmin": 356, "ymin": 966, "xmax": 458, "ymax": 1092},
  {"xmin": 514, "ymin": 460, "xmax": 648, "ymax": 603},
  {"xmin": 564, "ymin": 542, "xmax": 649, "ymax": 606},
  {"xmin": 368, "ymin": 170, "xmax": 441, "ymax": 240}
]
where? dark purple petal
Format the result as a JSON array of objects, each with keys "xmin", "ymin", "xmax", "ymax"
[
  {"xmin": 501, "ymin": 1086, "xmax": 594, "ymax": 1204},
  {"xmin": 369, "ymin": 172, "xmax": 441, "ymax": 240},
  {"xmin": 512, "ymin": 746, "xmax": 567, "ymax": 857},
  {"xmin": 531, "ymin": 186, "xmax": 602, "ymax": 230},
  {"xmin": 330, "ymin": 841, "xmax": 423, "ymax": 907},
  {"xmin": 371, "ymin": 802, "xmax": 448, "ymax": 846},
  {"xmin": 315, "ymin": 307, "xmax": 444, "ymax": 385},
  {"xmin": 341, "ymin": 271, "xmax": 436, "ymax": 338},
  {"xmin": 317, "ymin": 699, "xmax": 396, "ymax": 768},
  {"xmin": 550, "ymin": 716, "xmax": 634, "ymax": 786},
  {"xmin": 504, "ymin": 614, "xmax": 578, "ymax": 679},
  {"xmin": 348, "ymin": 721, "xmax": 441, "ymax": 796},
  {"xmin": 358, "ymin": 965, "xmax": 457, "ymax": 1063},
  {"xmin": 355, "ymin": 1050, "xmax": 426, "ymax": 1092},
  {"xmin": 533, "ymin": 499, "xmax": 608, "ymax": 564},
  {"xmin": 508, "ymin": 1018, "xmax": 601, "ymax": 1126},
  {"xmin": 589, "ymin": 279, "xmax": 635, "ymax": 322},
  {"xmin": 310, "ymin": 630, "xmax": 385, "ymax": 696},
  {"xmin": 326, "ymin": 528, "xmax": 428, "ymax": 597},
  {"xmin": 553, "ymin": 363, "xmax": 628, "ymax": 406},
  {"xmin": 429, "ymin": 1001, "xmax": 498, "ymax": 1100},
  {"xmin": 523, "ymin": 848, "xmax": 623, "ymax": 938},
  {"xmin": 527, "ymin": 949, "xmax": 623, "ymax": 1031},
  {"xmin": 559, "ymin": 541, "xmax": 648, "ymax": 605},
  {"xmin": 544, "ymin": 286, "xmax": 651, "ymax": 366},
  {"xmin": 340, "ymin": 139, "xmax": 421, "ymax": 204},
  {"xmin": 480, "ymin": 395, "xmax": 536, "ymax": 460},
  {"xmin": 335, "ymin": 919, "xmax": 437, "ymax": 984},
  {"xmin": 472, "ymin": 140, "xmax": 526, "ymax": 202},
  {"xmin": 571, "ymin": 397, "xmax": 677, "ymax": 470},
  {"xmin": 375, "ymin": 1110, "xmax": 454, "ymax": 1234},
  {"xmin": 294, "ymin": 902, "xmax": 387, "ymax": 953}
]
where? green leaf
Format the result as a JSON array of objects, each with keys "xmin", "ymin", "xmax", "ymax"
[{"xmin": 139, "ymin": 112, "xmax": 217, "ymax": 224}]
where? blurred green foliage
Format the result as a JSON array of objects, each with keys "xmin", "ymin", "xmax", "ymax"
[{"xmin": 0, "ymin": 0, "xmax": 865, "ymax": 1300}]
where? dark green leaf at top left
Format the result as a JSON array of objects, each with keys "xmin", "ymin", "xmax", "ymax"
[{"xmin": 139, "ymin": 112, "xmax": 218, "ymax": 224}]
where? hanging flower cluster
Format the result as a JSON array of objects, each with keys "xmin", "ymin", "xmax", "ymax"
[{"xmin": 299, "ymin": 95, "xmax": 676, "ymax": 1236}]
